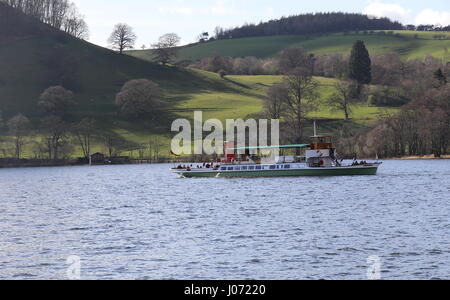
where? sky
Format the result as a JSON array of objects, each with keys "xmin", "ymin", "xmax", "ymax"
[{"xmin": 71, "ymin": 0, "xmax": 450, "ymax": 47}]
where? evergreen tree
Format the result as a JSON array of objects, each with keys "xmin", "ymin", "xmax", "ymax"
[
  {"xmin": 214, "ymin": 13, "xmax": 402, "ymax": 40},
  {"xmin": 349, "ymin": 40, "xmax": 372, "ymax": 86},
  {"xmin": 434, "ymin": 68, "xmax": 447, "ymax": 87}
]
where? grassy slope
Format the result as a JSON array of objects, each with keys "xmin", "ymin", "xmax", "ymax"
[
  {"xmin": 130, "ymin": 31, "xmax": 450, "ymax": 62},
  {"xmin": 0, "ymin": 27, "xmax": 254, "ymax": 142}
]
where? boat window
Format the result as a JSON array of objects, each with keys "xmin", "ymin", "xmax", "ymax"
[
  {"xmin": 256, "ymin": 166, "xmax": 262, "ymax": 170},
  {"xmin": 227, "ymin": 167, "xmax": 234, "ymax": 171},
  {"xmin": 249, "ymin": 166, "xmax": 255, "ymax": 170},
  {"xmin": 270, "ymin": 165, "xmax": 276, "ymax": 170},
  {"xmin": 221, "ymin": 167, "xmax": 227, "ymax": 171},
  {"xmin": 242, "ymin": 166, "xmax": 248, "ymax": 170},
  {"xmin": 234, "ymin": 167, "xmax": 241, "ymax": 171},
  {"xmin": 284, "ymin": 165, "xmax": 291, "ymax": 169}
]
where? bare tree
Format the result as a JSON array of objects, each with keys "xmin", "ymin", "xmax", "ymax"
[
  {"xmin": 279, "ymin": 47, "xmax": 314, "ymax": 74},
  {"xmin": 152, "ymin": 33, "xmax": 181, "ymax": 65},
  {"xmin": 283, "ymin": 67, "xmax": 319, "ymax": 144},
  {"xmin": 1, "ymin": 0, "xmax": 89, "ymax": 38},
  {"xmin": 62, "ymin": 3, "xmax": 89, "ymax": 39},
  {"xmin": 38, "ymin": 85, "xmax": 75, "ymax": 118},
  {"xmin": 327, "ymin": 81, "xmax": 357, "ymax": 120},
  {"xmin": 115, "ymin": 79, "xmax": 162, "ymax": 118},
  {"xmin": 101, "ymin": 132, "xmax": 129, "ymax": 157},
  {"xmin": 108, "ymin": 23, "xmax": 137, "ymax": 54},
  {"xmin": 315, "ymin": 53, "xmax": 348, "ymax": 78},
  {"xmin": 264, "ymin": 83, "xmax": 288, "ymax": 119},
  {"xmin": 7, "ymin": 113, "xmax": 31, "ymax": 159},
  {"xmin": 149, "ymin": 136, "xmax": 164, "ymax": 161},
  {"xmin": 71, "ymin": 118, "xmax": 95, "ymax": 159},
  {"xmin": 40, "ymin": 115, "xmax": 69, "ymax": 160},
  {"xmin": 214, "ymin": 26, "xmax": 224, "ymax": 39}
]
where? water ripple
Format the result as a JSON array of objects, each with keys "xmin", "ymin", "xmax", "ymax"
[{"xmin": 1, "ymin": 160, "xmax": 450, "ymax": 279}]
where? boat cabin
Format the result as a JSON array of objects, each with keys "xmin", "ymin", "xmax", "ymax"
[
  {"xmin": 306, "ymin": 135, "xmax": 336, "ymax": 168},
  {"xmin": 310, "ymin": 136, "xmax": 333, "ymax": 150},
  {"xmin": 223, "ymin": 135, "xmax": 338, "ymax": 168}
]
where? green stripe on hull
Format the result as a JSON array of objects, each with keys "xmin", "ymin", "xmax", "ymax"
[{"xmin": 178, "ymin": 167, "xmax": 379, "ymax": 178}]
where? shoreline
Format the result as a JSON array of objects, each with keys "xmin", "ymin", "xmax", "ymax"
[
  {"xmin": 1, "ymin": 155, "xmax": 449, "ymax": 170},
  {"xmin": 383, "ymin": 155, "xmax": 450, "ymax": 160}
]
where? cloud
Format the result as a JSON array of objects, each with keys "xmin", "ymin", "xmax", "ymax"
[
  {"xmin": 415, "ymin": 9, "xmax": 450, "ymax": 26},
  {"xmin": 363, "ymin": 2, "xmax": 411, "ymax": 23},
  {"xmin": 363, "ymin": 2, "xmax": 450, "ymax": 26}
]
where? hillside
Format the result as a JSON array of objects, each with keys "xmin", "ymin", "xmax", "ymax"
[
  {"xmin": 0, "ymin": 3, "xmax": 401, "ymax": 157},
  {"xmin": 0, "ymin": 3, "xmax": 252, "ymax": 134},
  {"xmin": 129, "ymin": 31, "xmax": 450, "ymax": 63}
]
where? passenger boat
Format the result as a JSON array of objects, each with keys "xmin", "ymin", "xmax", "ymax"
[{"xmin": 172, "ymin": 134, "xmax": 381, "ymax": 178}]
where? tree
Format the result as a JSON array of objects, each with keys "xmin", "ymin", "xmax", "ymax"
[
  {"xmin": 148, "ymin": 136, "xmax": 165, "ymax": 161},
  {"xmin": 218, "ymin": 69, "xmax": 227, "ymax": 79},
  {"xmin": 213, "ymin": 13, "xmax": 402, "ymax": 40},
  {"xmin": 327, "ymin": 81, "xmax": 357, "ymax": 120},
  {"xmin": 108, "ymin": 23, "xmax": 137, "ymax": 54},
  {"xmin": 371, "ymin": 52, "xmax": 403, "ymax": 86},
  {"xmin": 197, "ymin": 32, "xmax": 209, "ymax": 43},
  {"xmin": 1, "ymin": 0, "xmax": 90, "ymax": 40},
  {"xmin": 6, "ymin": 114, "xmax": 31, "ymax": 159},
  {"xmin": 115, "ymin": 79, "xmax": 162, "ymax": 118},
  {"xmin": 71, "ymin": 118, "xmax": 96, "ymax": 159},
  {"xmin": 38, "ymin": 86, "xmax": 75, "ymax": 118},
  {"xmin": 206, "ymin": 55, "xmax": 231, "ymax": 73},
  {"xmin": 264, "ymin": 83, "xmax": 289, "ymax": 119},
  {"xmin": 434, "ymin": 68, "xmax": 447, "ymax": 87},
  {"xmin": 214, "ymin": 26, "xmax": 224, "ymax": 39},
  {"xmin": 315, "ymin": 53, "xmax": 348, "ymax": 79},
  {"xmin": 152, "ymin": 33, "xmax": 181, "ymax": 65},
  {"xmin": 101, "ymin": 132, "xmax": 130, "ymax": 157},
  {"xmin": 278, "ymin": 47, "xmax": 313, "ymax": 74},
  {"xmin": 283, "ymin": 67, "xmax": 319, "ymax": 144},
  {"xmin": 40, "ymin": 116, "xmax": 69, "ymax": 160},
  {"xmin": 62, "ymin": 3, "xmax": 89, "ymax": 39},
  {"xmin": 349, "ymin": 40, "xmax": 372, "ymax": 92}
]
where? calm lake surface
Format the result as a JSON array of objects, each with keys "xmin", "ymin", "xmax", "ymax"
[{"xmin": 1, "ymin": 160, "xmax": 450, "ymax": 280}]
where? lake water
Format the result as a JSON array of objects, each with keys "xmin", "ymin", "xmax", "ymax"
[{"xmin": 1, "ymin": 160, "xmax": 450, "ymax": 280}]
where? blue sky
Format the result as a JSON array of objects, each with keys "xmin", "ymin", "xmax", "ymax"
[{"xmin": 72, "ymin": 0, "xmax": 450, "ymax": 47}]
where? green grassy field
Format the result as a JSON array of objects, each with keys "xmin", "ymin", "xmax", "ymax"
[
  {"xmin": 130, "ymin": 31, "xmax": 450, "ymax": 63},
  {"xmin": 178, "ymin": 75, "xmax": 396, "ymax": 122}
]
